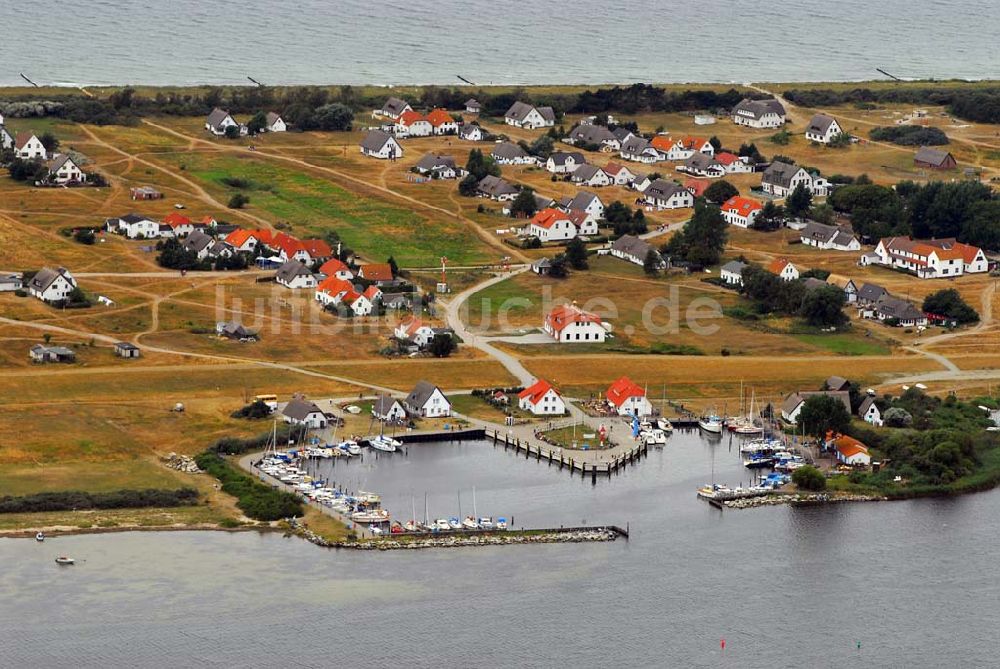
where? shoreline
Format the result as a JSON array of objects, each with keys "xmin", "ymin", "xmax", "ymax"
[{"xmin": 1, "ymin": 77, "xmax": 997, "ymax": 94}]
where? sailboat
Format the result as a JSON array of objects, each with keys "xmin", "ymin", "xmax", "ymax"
[
  {"xmin": 732, "ymin": 390, "xmax": 764, "ymax": 435},
  {"xmin": 368, "ymin": 420, "xmax": 400, "ymax": 452}
]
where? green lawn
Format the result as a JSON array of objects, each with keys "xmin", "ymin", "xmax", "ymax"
[
  {"xmin": 792, "ymin": 333, "xmax": 891, "ymax": 356},
  {"xmin": 0, "ymin": 460, "xmax": 188, "ymax": 496},
  {"xmin": 167, "ymin": 154, "xmax": 496, "ymax": 266}
]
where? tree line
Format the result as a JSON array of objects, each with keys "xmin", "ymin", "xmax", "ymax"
[
  {"xmin": 783, "ymin": 85, "xmax": 1000, "ymax": 124},
  {"xmin": 0, "ymin": 488, "xmax": 199, "ymax": 513}
]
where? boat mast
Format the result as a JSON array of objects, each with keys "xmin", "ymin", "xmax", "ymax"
[{"xmin": 473, "ymin": 486, "xmax": 477, "ymax": 519}]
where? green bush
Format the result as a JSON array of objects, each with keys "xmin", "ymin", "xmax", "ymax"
[
  {"xmin": 195, "ymin": 451, "xmax": 302, "ymax": 521},
  {"xmin": 792, "ymin": 465, "xmax": 827, "ymax": 491},
  {"xmin": 0, "ymin": 488, "xmax": 199, "ymax": 513}
]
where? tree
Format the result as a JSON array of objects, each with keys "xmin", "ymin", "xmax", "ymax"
[
  {"xmin": 428, "ymin": 333, "xmax": 457, "ymax": 358},
  {"xmin": 246, "ymin": 111, "xmax": 268, "ymax": 136},
  {"xmin": 465, "ymin": 148, "xmax": 500, "ymax": 181},
  {"xmin": 313, "ymin": 103, "xmax": 354, "ymax": 131},
  {"xmin": 827, "ymin": 132, "xmax": 853, "ymax": 148},
  {"xmin": 792, "ymin": 465, "xmax": 827, "ymax": 491},
  {"xmin": 509, "ymin": 188, "xmax": 537, "ymax": 219},
  {"xmin": 547, "ymin": 255, "xmax": 568, "ymax": 278},
  {"xmin": 799, "ymin": 285, "xmax": 847, "ymax": 327},
  {"xmin": 922, "ymin": 289, "xmax": 979, "ymax": 324},
  {"xmin": 769, "ymin": 129, "xmax": 791, "ymax": 145},
  {"xmin": 752, "ymin": 202, "xmax": 785, "ymax": 231},
  {"xmin": 458, "ymin": 173, "xmax": 479, "ymax": 197},
  {"xmin": 703, "ymin": 180, "xmax": 738, "ymax": 205},
  {"xmin": 228, "ymin": 193, "xmax": 250, "ymax": 209},
  {"xmin": 883, "ymin": 407, "xmax": 913, "ymax": 428},
  {"xmin": 73, "ymin": 228, "xmax": 96, "ymax": 245},
  {"xmin": 224, "ymin": 125, "xmax": 241, "ymax": 140},
  {"xmin": 39, "ymin": 132, "xmax": 60, "ymax": 153},
  {"xmin": 643, "ymin": 248, "xmax": 660, "ymax": 276},
  {"xmin": 785, "ymin": 182, "xmax": 813, "ymax": 219},
  {"xmin": 664, "ymin": 200, "xmax": 727, "ymax": 268},
  {"xmin": 810, "ymin": 203, "xmax": 835, "ymax": 225},
  {"xmin": 708, "ymin": 136, "xmax": 722, "ymax": 153},
  {"xmin": 387, "ymin": 256, "xmax": 399, "ymax": 277},
  {"xmin": 565, "ymin": 237, "xmax": 589, "ymax": 270},
  {"xmin": 528, "ymin": 134, "xmax": 555, "ymax": 159},
  {"xmin": 797, "ymin": 394, "xmax": 851, "ymax": 438},
  {"xmin": 963, "ymin": 201, "xmax": 1000, "ymax": 251},
  {"xmin": 737, "ymin": 142, "xmax": 764, "ymax": 164}
]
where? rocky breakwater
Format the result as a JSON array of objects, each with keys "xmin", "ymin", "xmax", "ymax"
[
  {"xmin": 295, "ymin": 526, "xmax": 621, "ymax": 550},
  {"xmin": 724, "ymin": 492, "xmax": 889, "ymax": 509}
]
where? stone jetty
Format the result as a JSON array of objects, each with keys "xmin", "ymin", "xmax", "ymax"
[
  {"xmin": 723, "ymin": 492, "xmax": 888, "ymax": 509},
  {"xmin": 293, "ymin": 524, "xmax": 621, "ymax": 550}
]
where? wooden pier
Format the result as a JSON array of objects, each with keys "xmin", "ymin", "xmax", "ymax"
[{"xmin": 491, "ymin": 429, "xmax": 649, "ymax": 483}]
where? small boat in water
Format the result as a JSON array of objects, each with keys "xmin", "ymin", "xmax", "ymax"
[
  {"xmin": 448, "ymin": 517, "xmax": 462, "ymax": 530},
  {"xmin": 477, "ymin": 517, "xmax": 495, "ymax": 530},
  {"xmin": 434, "ymin": 518, "xmax": 452, "ymax": 531},
  {"xmin": 641, "ymin": 429, "xmax": 668, "ymax": 446},
  {"xmin": 368, "ymin": 435, "xmax": 398, "ymax": 452},
  {"xmin": 462, "ymin": 516, "xmax": 480, "ymax": 530},
  {"xmin": 698, "ymin": 414, "xmax": 723, "ymax": 433},
  {"xmin": 496, "ymin": 517, "xmax": 509, "ymax": 530},
  {"xmin": 656, "ymin": 418, "xmax": 673, "ymax": 432},
  {"xmin": 351, "ymin": 509, "xmax": 390, "ymax": 524},
  {"xmin": 54, "ymin": 556, "xmax": 75, "ymax": 565},
  {"xmin": 35, "ymin": 532, "xmax": 45, "ymax": 542}
]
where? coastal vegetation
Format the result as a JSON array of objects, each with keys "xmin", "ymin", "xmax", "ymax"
[
  {"xmin": 0, "ymin": 488, "xmax": 199, "ymax": 514},
  {"xmin": 869, "ymin": 125, "xmax": 949, "ymax": 146},
  {"xmin": 782, "ymin": 85, "xmax": 1000, "ymax": 123},
  {"xmin": 194, "ymin": 451, "xmax": 303, "ymax": 521}
]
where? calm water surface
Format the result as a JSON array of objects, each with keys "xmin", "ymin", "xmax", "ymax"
[
  {"xmin": 2, "ymin": 0, "xmax": 998, "ymax": 86},
  {"xmin": 2, "ymin": 431, "xmax": 999, "ymax": 667}
]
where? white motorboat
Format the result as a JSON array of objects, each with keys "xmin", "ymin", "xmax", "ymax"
[
  {"xmin": 462, "ymin": 516, "xmax": 480, "ymax": 530},
  {"xmin": 448, "ymin": 517, "xmax": 462, "ymax": 530},
  {"xmin": 368, "ymin": 435, "xmax": 397, "ymax": 452},
  {"xmin": 656, "ymin": 418, "xmax": 673, "ymax": 432},
  {"xmin": 477, "ymin": 517, "xmax": 495, "ymax": 530},
  {"xmin": 54, "ymin": 556, "xmax": 75, "ymax": 565},
  {"xmin": 642, "ymin": 429, "xmax": 668, "ymax": 446},
  {"xmin": 698, "ymin": 414, "xmax": 723, "ymax": 433},
  {"xmin": 435, "ymin": 518, "xmax": 452, "ymax": 531},
  {"xmin": 496, "ymin": 518, "xmax": 509, "ymax": 530},
  {"xmin": 35, "ymin": 532, "xmax": 45, "ymax": 542}
]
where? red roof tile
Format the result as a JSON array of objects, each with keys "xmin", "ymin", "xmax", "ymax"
[
  {"xmin": 605, "ymin": 376, "xmax": 645, "ymax": 408},
  {"xmin": 518, "ymin": 379, "xmax": 559, "ymax": 405}
]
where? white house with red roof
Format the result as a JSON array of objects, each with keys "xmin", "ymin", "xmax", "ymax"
[
  {"xmin": 225, "ymin": 229, "xmax": 261, "ymax": 253},
  {"xmin": 605, "ymin": 376, "xmax": 653, "ymax": 417},
  {"xmin": 162, "ymin": 212, "xmax": 196, "ymax": 237},
  {"xmin": 318, "ymin": 258, "xmax": 354, "ymax": 281},
  {"xmin": 603, "ymin": 162, "xmax": 636, "ymax": 185},
  {"xmin": 721, "ymin": 196, "xmax": 763, "ymax": 228},
  {"xmin": 359, "ymin": 262, "xmax": 394, "ymax": 284},
  {"xmin": 766, "ymin": 258, "xmax": 800, "ymax": 282},
  {"xmin": 664, "ymin": 136, "xmax": 714, "ymax": 161},
  {"xmin": 395, "ymin": 110, "xmax": 433, "ymax": 137},
  {"xmin": 716, "ymin": 152, "xmax": 752, "ymax": 174},
  {"xmin": 426, "ymin": 108, "xmax": 459, "ymax": 135},
  {"xmin": 872, "ymin": 237, "xmax": 986, "ymax": 279},
  {"xmin": 544, "ymin": 304, "xmax": 606, "ymax": 343},
  {"xmin": 525, "ymin": 207, "xmax": 584, "ymax": 242},
  {"xmin": 833, "ymin": 435, "xmax": 871, "ymax": 466},
  {"xmin": 518, "ymin": 379, "xmax": 566, "ymax": 415},
  {"xmin": 314, "ymin": 276, "xmax": 352, "ymax": 307},
  {"xmin": 342, "ymin": 290, "xmax": 373, "ymax": 316},
  {"xmin": 15, "ymin": 132, "xmax": 47, "ymax": 160}
]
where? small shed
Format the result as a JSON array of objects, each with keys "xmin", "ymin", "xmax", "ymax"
[
  {"xmin": 114, "ymin": 341, "xmax": 141, "ymax": 358},
  {"xmin": 914, "ymin": 146, "xmax": 957, "ymax": 170}
]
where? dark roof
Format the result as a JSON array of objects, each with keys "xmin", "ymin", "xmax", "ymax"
[
  {"xmin": 476, "ymin": 175, "xmax": 518, "ymax": 197},
  {"xmin": 571, "ymin": 164, "xmax": 604, "ymax": 181},
  {"xmin": 218, "ymin": 321, "xmax": 257, "ymax": 337},
  {"xmin": 645, "ymin": 178, "xmax": 687, "ymax": 200},
  {"xmin": 265, "ymin": 112, "xmax": 283, "ymax": 126},
  {"xmin": 459, "ymin": 124, "xmax": 484, "ymax": 139},
  {"xmin": 373, "ymin": 395, "xmax": 403, "ymax": 415},
  {"xmin": 533, "ymin": 193, "xmax": 555, "ymax": 209},
  {"xmin": 825, "ymin": 376, "xmax": 850, "ymax": 391},
  {"xmin": 548, "ymin": 151, "xmax": 586, "ymax": 167},
  {"xmin": 46, "ymin": 153, "xmax": 74, "ymax": 172},
  {"xmin": 801, "ymin": 221, "xmax": 850, "ymax": 244},
  {"xmin": 406, "ymin": 381, "xmax": 442, "ymax": 409},
  {"xmin": 360, "ymin": 129, "xmax": 396, "ymax": 152},
  {"xmin": 491, "ymin": 141, "xmax": 528, "ymax": 160},
  {"xmin": 505, "ymin": 101, "xmax": 554, "ymax": 123},
  {"xmin": 612, "ymin": 127, "xmax": 635, "ymax": 142},
  {"xmin": 857, "ymin": 283, "xmax": 888, "ymax": 303},
  {"xmin": 858, "ymin": 396, "xmax": 878, "ymax": 417},
  {"xmin": 720, "ymin": 260, "xmax": 747, "ymax": 275},
  {"xmin": 275, "ymin": 260, "xmax": 313, "ymax": 283},
  {"xmin": 565, "ymin": 191, "xmax": 600, "ymax": 211},
  {"xmin": 182, "ymin": 229, "xmax": 214, "ymax": 253},
  {"xmin": 734, "ymin": 98, "xmax": 786, "ymax": 120},
  {"xmin": 283, "ymin": 398, "xmax": 325, "ymax": 421},
  {"xmin": 381, "ymin": 97, "xmax": 411, "ymax": 116},
  {"xmin": 568, "ymin": 124, "xmax": 616, "ymax": 145},
  {"xmin": 415, "ymin": 153, "xmax": 457, "ymax": 171},
  {"xmin": 914, "ymin": 146, "xmax": 954, "ymax": 167},
  {"xmin": 682, "ymin": 152, "xmax": 722, "ymax": 171},
  {"xmin": 875, "ymin": 294, "xmax": 924, "ymax": 321},
  {"xmin": 802, "ymin": 277, "xmax": 828, "ymax": 291},
  {"xmin": 464, "ymin": 98, "xmax": 481, "ymax": 108},
  {"xmin": 806, "ymin": 113, "xmax": 838, "ymax": 135},
  {"xmin": 782, "ymin": 390, "xmax": 851, "ymax": 416},
  {"xmin": 28, "ymin": 267, "xmax": 71, "ymax": 292},
  {"xmin": 762, "ymin": 161, "xmax": 805, "ymax": 189},
  {"xmin": 114, "ymin": 341, "xmax": 140, "ymax": 351},
  {"xmin": 206, "ymin": 108, "xmax": 232, "ymax": 129},
  {"xmin": 611, "ymin": 234, "xmax": 653, "ymax": 260},
  {"xmin": 620, "ymin": 135, "xmax": 652, "ymax": 155}
]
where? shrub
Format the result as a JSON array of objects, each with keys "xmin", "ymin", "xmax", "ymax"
[
  {"xmin": 0, "ymin": 488, "xmax": 199, "ymax": 513},
  {"xmin": 792, "ymin": 465, "xmax": 827, "ymax": 491},
  {"xmin": 228, "ymin": 193, "xmax": 250, "ymax": 209},
  {"xmin": 195, "ymin": 451, "xmax": 302, "ymax": 520},
  {"xmin": 869, "ymin": 125, "xmax": 949, "ymax": 146}
]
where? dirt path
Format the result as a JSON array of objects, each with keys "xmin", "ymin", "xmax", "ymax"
[
  {"xmin": 79, "ymin": 125, "xmax": 276, "ymax": 229},
  {"xmin": 140, "ymin": 119, "xmax": 527, "ymax": 262}
]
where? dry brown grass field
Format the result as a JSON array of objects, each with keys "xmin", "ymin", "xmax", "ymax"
[{"xmin": 1, "ymin": 81, "xmax": 998, "ymax": 523}]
